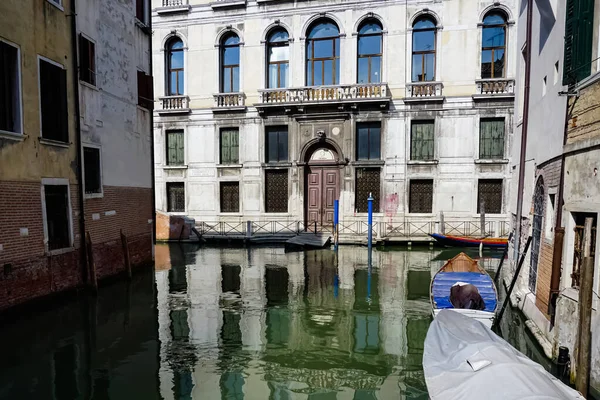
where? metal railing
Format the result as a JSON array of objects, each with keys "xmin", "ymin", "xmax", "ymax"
[
  {"xmin": 252, "ymin": 221, "xmax": 303, "ymax": 235},
  {"xmin": 385, "ymin": 221, "xmax": 435, "ymax": 237},
  {"xmin": 196, "ymin": 221, "xmax": 246, "ymax": 236},
  {"xmin": 443, "ymin": 221, "xmax": 493, "ymax": 237},
  {"xmin": 338, "ymin": 221, "xmax": 378, "ymax": 236},
  {"xmin": 257, "ymin": 83, "xmax": 389, "ymax": 105}
]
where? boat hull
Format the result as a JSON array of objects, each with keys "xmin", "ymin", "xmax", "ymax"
[
  {"xmin": 429, "ymin": 233, "xmax": 508, "ymax": 249},
  {"xmin": 432, "ymin": 308, "xmax": 494, "ymax": 328}
]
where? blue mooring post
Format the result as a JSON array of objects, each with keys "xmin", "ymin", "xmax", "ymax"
[
  {"xmin": 367, "ymin": 193, "xmax": 373, "ymax": 266},
  {"xmin": 333, "ymin": 199, "xmax": 339, "ymax": 249}
]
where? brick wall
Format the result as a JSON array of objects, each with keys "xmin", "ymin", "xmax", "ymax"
[{"xmin": 567, "ymin": 80, "xmax": 600, "ymax": 144}]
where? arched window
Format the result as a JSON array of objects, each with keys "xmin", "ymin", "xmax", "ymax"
[
  {"xmin": 481, "ymin": 12, "xmax": 507, "ymax": 78},
  {"xmin": 220, "ymin": 33, "xmax": 240, "ymax": 93},
  {"xmin": 306, "ymin": 20, "xmax": 340, "ymax": 86},
  {"xmin": 357, "ymin": 19, "xmax": 383, "ymax": 84},
  {"xmin": 166, "ymin": 38, "xmax": 184, "ymax": 95},
  {"xmin": 529, "ymin": 178, "xmax": 544, "ymax": 293},
  {"xmin": 412, "ymin": 17, "xmax": 436, "ymax": 82},
  {"xmin": 267, "ymin": 29, "xmax": 289, "ymax": 89}
]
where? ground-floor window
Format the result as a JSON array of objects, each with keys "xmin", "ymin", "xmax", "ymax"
[
  {"xmin": 83, "ymin": 146, "xmax": 102, "ymax": 195},
  {"xmin": 355, "ymin": 167, "xmax": 381, "ymax": 213},
  {"xmin": 265, "ymin": 169, "xmax": 288, "ymax": 213},
  {"xmin": 409, "ymin": 179, "xmax": 433, "ymax": 213},
  {"xmin": 43, "ymin": 184, "xmax": 71, "ymax": 250},
  {"xmin": 220, "ymin": 182, "xmax": 240, "ymax": 213},
  {"xmin": 571, "ymin": 212, "xmax": 597, "ymax": 288},
  {"xmin": 167, "ymin": 182, "xmax": 185, "ymax": 212},
  {"xmin": 477, "ymin": 179, "xmax": 503, "ymax": 214}
]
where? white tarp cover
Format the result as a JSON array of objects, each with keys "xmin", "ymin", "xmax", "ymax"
[{"xmin": 423, "ymin": 310, "xmax": 585, "ymax": 400}]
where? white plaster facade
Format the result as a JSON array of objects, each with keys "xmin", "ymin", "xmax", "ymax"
[{"xmin": 151, "ymin": 0, "xmax": 517, "ymax": 237}]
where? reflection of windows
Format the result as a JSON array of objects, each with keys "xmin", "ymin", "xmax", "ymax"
[
  {"xmin": 221, "ymin": 33, "xmax": 240, "ymax": 93},
  {"xmin": 170, "ymin": 309, "xmax": 190, "ymax": 340},
  {"xmin": 220, "ymin": 372, "xmax": 245, "ymax": 400},
  {"xmin": 221, "ymin": 264, "xmax": 241, "ymax": 293},
  {"xmin": 412, "ymin": 17, "xmax": 436, "ymax": 82},
  {"xmin": 356, "ymin": 122, "xmax": 381, "ymax": 160},
  {"xmin": 266, "ymin": 308, "xmax": 290, "ymax": 345},
  {"xmin": 267, "ymin": 29, "xmax": 289, "ymax": 88},
  {"xmin": 481, "ymin": 12, "xmax": 507, "ymax": 79},
  {"xmin": 306, "ymin": 20, "xmax": 340, "ymax": 86},
  {"xmin": 355, "ymin": 168, "xmax": 380, "ymax": 213},
  {"xmin": 354, "ymin": 314, "xmax": 380, "ymax": 354},
  {"xmin": 410, "ymin": 120, "xmax": 434, "ymax": 161},
  {"xmin": 479, "ymin": 118, "xmax": 505, "ymax": 159},
  {"xmin": 53, "ymin": 345, "xmax": 78, "ymax": 400},
  {"xmin": 357, "ymin": 19, "xmax": 383, "ymax": 84},
  {"xmin": 266, "ymin": 267, "xmax": 289, "ymax": 306}
]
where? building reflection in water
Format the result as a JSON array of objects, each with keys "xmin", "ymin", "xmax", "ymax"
[{"xmin": 156, "ymin": 244, "xmax": 434, "ymax": 399}]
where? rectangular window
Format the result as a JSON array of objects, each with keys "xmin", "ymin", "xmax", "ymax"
[
  {"xmin": 166, "ymin": 130, "xmax": 184, "ymax": 166},
  {"xmin": 136, "ymin": 0, "xmax": 149, "ymax": 25},
  {"xmin": 220, "ymin": 128, "xmax": 239, "ymax": 164},
  {"xmin": 137, "ymin": 70, "xmax": 154, "ymax": 110},
  {"xmin": 167, "ymin": 182, "xmax": 185, "ymax": 212},
  {"xmin": 78, "ymin": 35, "xmax": 96, "ymax": 86},
  {"xmin": 266, "ymin": 126, "xmax": 288, "ymax": 163},
  {"xmin": 355, "ymin": 168, "xmax": 381, "ymax": 213},
  {"xmin": 83, "ymin": 147, "xmax": 102, "ymax": 194},
  {"xmin": 43, "ymin": 185, "xmax": 71, "ymax": 250},
  {"xmin": 409, "ymin": 179, "xmax": 433, "ymax": 213},
  {"xmin": 0, "ymin": 40, "xmax": 22, "ymax": 134},
  {"xmin": 356, "ymin": 122, "xmax": 381, "ymax": 160},
  {"xmin": 265, "ymin": 170, "xmax": 288, "ymax": 213},
  {"xmin": 563, "ymin": 0, "xmax": 595, "ymax": 85},
  {"xmin": 477, "ymin": 179, "xmax": 503, "ymax": 214},
  {"xmin": 39, "ymin": 59, "xmax": 68, "ymax": 142},
  {"xmin": 220, "ymin": 182, "xmax": 240, "ymax": 213},
  {"xmin": 410, "ymin": 121, "xmax": 434, "ymax": 161},
  {"xmin": 479, "ymin": 118, "xmax": 505, "ymax": 159},
  {"xmin": 47, "ymin": 0, "xmax": 62, "ymax": 7}
]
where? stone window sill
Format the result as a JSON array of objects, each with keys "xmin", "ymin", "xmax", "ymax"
[
  {"xmin": 351, "ymin": 160, "xmax": 385, "ymax": 166},
  {"xmin": 39, "ymin": 137, "xmax": 70, "ymax": 148},
  {"xmin": 0, "ymin": 131, "xmax": 25, "ymax": 142},
  {"xmin": 262, "ymin": 162, "xmax": 292, "ymax": 167},
  {"xmin": 475, "ymin": 159, "xmax": 509, "ymax": 164},
  {"xmin": 407, "ymin": 160, "xmax": 438, "ymax": 165},
  {"xmin": 47, "ymin": 247, "xmax": 74, "ymax": 256},
  {"xmin": 216, "ymin": 164, "xmax": 242, "ymax": 168},
  {"xmin": 85, "ymin": 192, "xmax": 104, "ymax": 199},
  {"xmin": 163, "ymin": 165, "xmax": 188, "ymax": 169}
]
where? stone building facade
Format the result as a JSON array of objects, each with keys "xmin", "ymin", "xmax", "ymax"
[
  {"xmin": 0, "ymin": 0, "xmax": 154, "ymax": 311},
  {"xmin": 152, "ymin": 0, "xmax": 517, "ymax": 239}
]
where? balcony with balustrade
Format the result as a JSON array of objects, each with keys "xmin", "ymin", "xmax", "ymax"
[
  {"xmin": 404, "ymin": 82, "xmax": 444, "ymax": 103},
  {"xmin": 255, "ymin": 83, "xmax": 390, "ymax": 113},
  {"xmin": 157, "ymin": 95, "xmax": 191, "ymax": 115},
  {"xmin": 210, "ymin": 0, "xmax": 246, "ymax": 9},
  {"xmin": 156, "ymin": 0, "xmax": 191, "ymax": 14},
  {"xmin": 473, "ymin": 78, "xmax": 515, "ymax": 100},
  {"xmin": 212, "ymin": 92, "xmax": 246, "ymax": 112}
]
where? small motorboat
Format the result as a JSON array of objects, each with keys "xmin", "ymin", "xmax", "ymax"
[
  {"xmin": 430, "ymin": 252, "xmax": 497, "ymax": 328},
  {"xmin": 423, "ymin": 309, "xmax": 585, "ymax": 400},
  {"xmin": 429, "ymin": 233, "xmax": 508, "ymax": 249}
]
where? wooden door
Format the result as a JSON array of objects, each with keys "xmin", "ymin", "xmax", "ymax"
[{"xmin": 306, "ymin": 166, "xmax": 339, "ymax": 230}]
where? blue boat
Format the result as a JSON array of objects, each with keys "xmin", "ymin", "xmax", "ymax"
[{"xmin": 430, "ymin": 252, "xmax": 498, "ymax": 328}]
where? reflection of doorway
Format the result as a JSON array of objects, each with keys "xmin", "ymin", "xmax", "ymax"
[{"xmin": 305, "ymin": 147, "xmax": 340, "ymax": 231}]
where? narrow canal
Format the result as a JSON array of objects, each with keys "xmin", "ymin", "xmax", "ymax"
[{"xmin": 0, "ymin": 244, "xmax": 552, "ymax": 399}]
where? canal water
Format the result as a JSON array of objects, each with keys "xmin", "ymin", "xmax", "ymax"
[{"xmin": 0, "ymin": 245, "xmax": 551, "ymax": 399}]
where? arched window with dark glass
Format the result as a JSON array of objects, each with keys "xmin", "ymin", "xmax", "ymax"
[
  {"xmin": 166, "ymin": 37, "xmax": 184, "ymax": 95},
  {"xmin": 357, "ymin": 19, "xmax": 383, "ymax": 84},
  {"xmin": 267, "ymin": 29, "xmax": 289, "ymax": 89},
  {"xmin": 481, "ymin": 12, "xmax": 507, "ymax": 78},
  {"xmin": 220, "ymin": 33, "xmax": 240, "ymax": 93},
  {"xmin": 306, "ymin": 20, "xmax": 340, "ymax": 86},
  {"xmin": 412, "ymin": 17, "xmax": 436, "ymax": 82}
]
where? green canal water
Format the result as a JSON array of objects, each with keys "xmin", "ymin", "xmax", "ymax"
[{"xmin": 0, "ymin": 245, "xmax": 551, "ymax": 399}]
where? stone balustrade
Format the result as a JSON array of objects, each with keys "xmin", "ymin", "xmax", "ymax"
[
  {"xmin": 405, "ymin": 81, "xmax": 443, "ymax": 98},
  {"xmin": 213, "ymin": 92, "xmax": 246, "ymax": 109},
  {"xmin": 258, "ymin": 83, "xmax": 389, "ymax": 105},
  {"xmin": 158, "ymin": 95, "xmax": 190, "ymax": 114},
  {"xmin": 476, "ymin": 78, "xmax": 515, "ymax": 95}
]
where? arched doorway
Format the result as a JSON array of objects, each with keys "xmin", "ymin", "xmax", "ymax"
[{"xmin": 304, "ymin": 143, "xmax": 341, "ymax": 231}]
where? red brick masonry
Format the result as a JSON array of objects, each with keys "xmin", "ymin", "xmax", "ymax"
[{"xmin": 0, "ymin": 182, "xmax": 153, "ymax": 311}]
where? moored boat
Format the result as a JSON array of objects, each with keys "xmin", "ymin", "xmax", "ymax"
[
  {"xmin": 423, "ymin": 309, "xmax": 584, "ymax": 400},
  {"xmin": 430, "ymin": 252, "xmax": 497, "ymax": 328},
  {"xmin": 429, "ymin": 233, "xmax": 508, "ymax": 249}
]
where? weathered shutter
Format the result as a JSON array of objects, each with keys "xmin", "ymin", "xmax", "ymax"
[
  {"xmin": 221, "ymin": 130, "xmax": 231, "ymax": 164},
  {"xmin": 58, "ymin": 68, "xmax": 68, "ymax": 142},
  {"xmin": 176, "ymin": 131, "xmax": 184, "ymax": 164},
  {"xmin": 563, "ymin": 0, "xmax": 576, "ymax": 85},
  {"xmin": 576, "ymin": 0, "xmax": 595, "ymax": 82},
  {"xmin": 136, "ymin": 0, "xmax": 144, "ymax": 22},
  {"xmin": 231, "ymin": 129, "xmax": 239, "ymax": 164},
  {"xmin": 145, "ymin": 73, "xmax": 154, "ymax": 110},
  {"xmin": 137, "ymin": 70, "xmax": 144, "ymax": 107}
]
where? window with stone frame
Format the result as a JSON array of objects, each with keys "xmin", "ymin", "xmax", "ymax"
[
  {"xmin": 265, "ymin": 169, "xmax": 288, "ymax": 213},
  {"xmin": 167, "ymin": 182, "xmax": 185, "ymax": 212},
  {"xmin": 409, "ymin": 179, "xmax": 433, "ymax": 213},
  {"xmin": 220, "ymin": 128, "xmax": 239, "ymax": 164},
  {"xmin": 43, "ymin": 184, "xmax": 71, "ymax": 250},
  {"xmin": 481, "ymin": 12, "xmax": 507, "ymax": 79},
  {"xmin": 78, "ymin": 34, "xmax": 96, "ymax": 86},
  {"xmin": 356, "ymin": 122, "xmax": 381, "ymax": 160},
  {"xmin": 39, "ymin": 59, "xmax": 68, "ymax": 142},
  {"xmin": 357, "ymin": 19, "xmax": 383, "ymax": 84},
  {"xmin": 220, "ymin": 182, "xmax": 240, "ymax": 213},
  {"xmin": 266, "ymin": 126, "xmax": 288, "ymax": 163},
  {"xmin": 477, "ymin": 179, "xmax": 502, "ymax": 214},
  {"xmin": 166, "ymin": 130, "xmax": 184, "ymax": 166},
  {"xmin": 412, "ymin": 17, "xmax": 437, "ymax": 82},
  {"xmin": 410, "ymin": 120, "xmax": 435, "ymax": 161},
  {"xmin": 306, "ymin": 20, "xmax": 340, "ymax": 86},
  {"xmin": 0, "ymin": 40, "xmax": 22, "ymax": 134},
  {"xmin": 220, "ymin": 33, "xmax": 240, "ymax": 93},
  {"xmin": 83, "ymin": 147, "xmax": 102, "ymax": 194},
  {"xmin": 479, "ymin": 118, "xmax": 505, "ymax": 159},
  {"xmin": 355, "ymin": 168, "xmax": 381, "ymax": 213}
]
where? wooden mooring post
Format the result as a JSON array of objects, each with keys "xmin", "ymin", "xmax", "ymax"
[
  {"xmin": 120, "ymin": 229, "xmax": 132, "ymax": 281},
  {"xmin": 576, "ymin": 217, "xmax": 595, "ymax": 397}
]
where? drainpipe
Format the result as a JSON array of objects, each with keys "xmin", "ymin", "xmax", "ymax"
[
  {"xmin": 148, "ymin": 7, "xmax": 156, "ymax": 248},
  {"xmin": 513, "ymin": 0, "xmax": 534, "ymax": 262},
  {"xmin": 69, "ymin": 0, "xmax": 89, "ymax": 284}
]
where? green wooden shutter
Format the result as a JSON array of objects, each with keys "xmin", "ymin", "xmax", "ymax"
[
  {"xmin": 563, "ymin": 0, "xmax": 576, "ymax": 85},
  {"xmin": 576, "ymin": 0, "xmax": 595, "ymax": 82},
  {"xmin": 230, "ymin": 129, "xmax": 239, "ymax": 164},
  {"xmin": 221, "ymin": 130, "xmax": 231, "ymax": 164}
]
